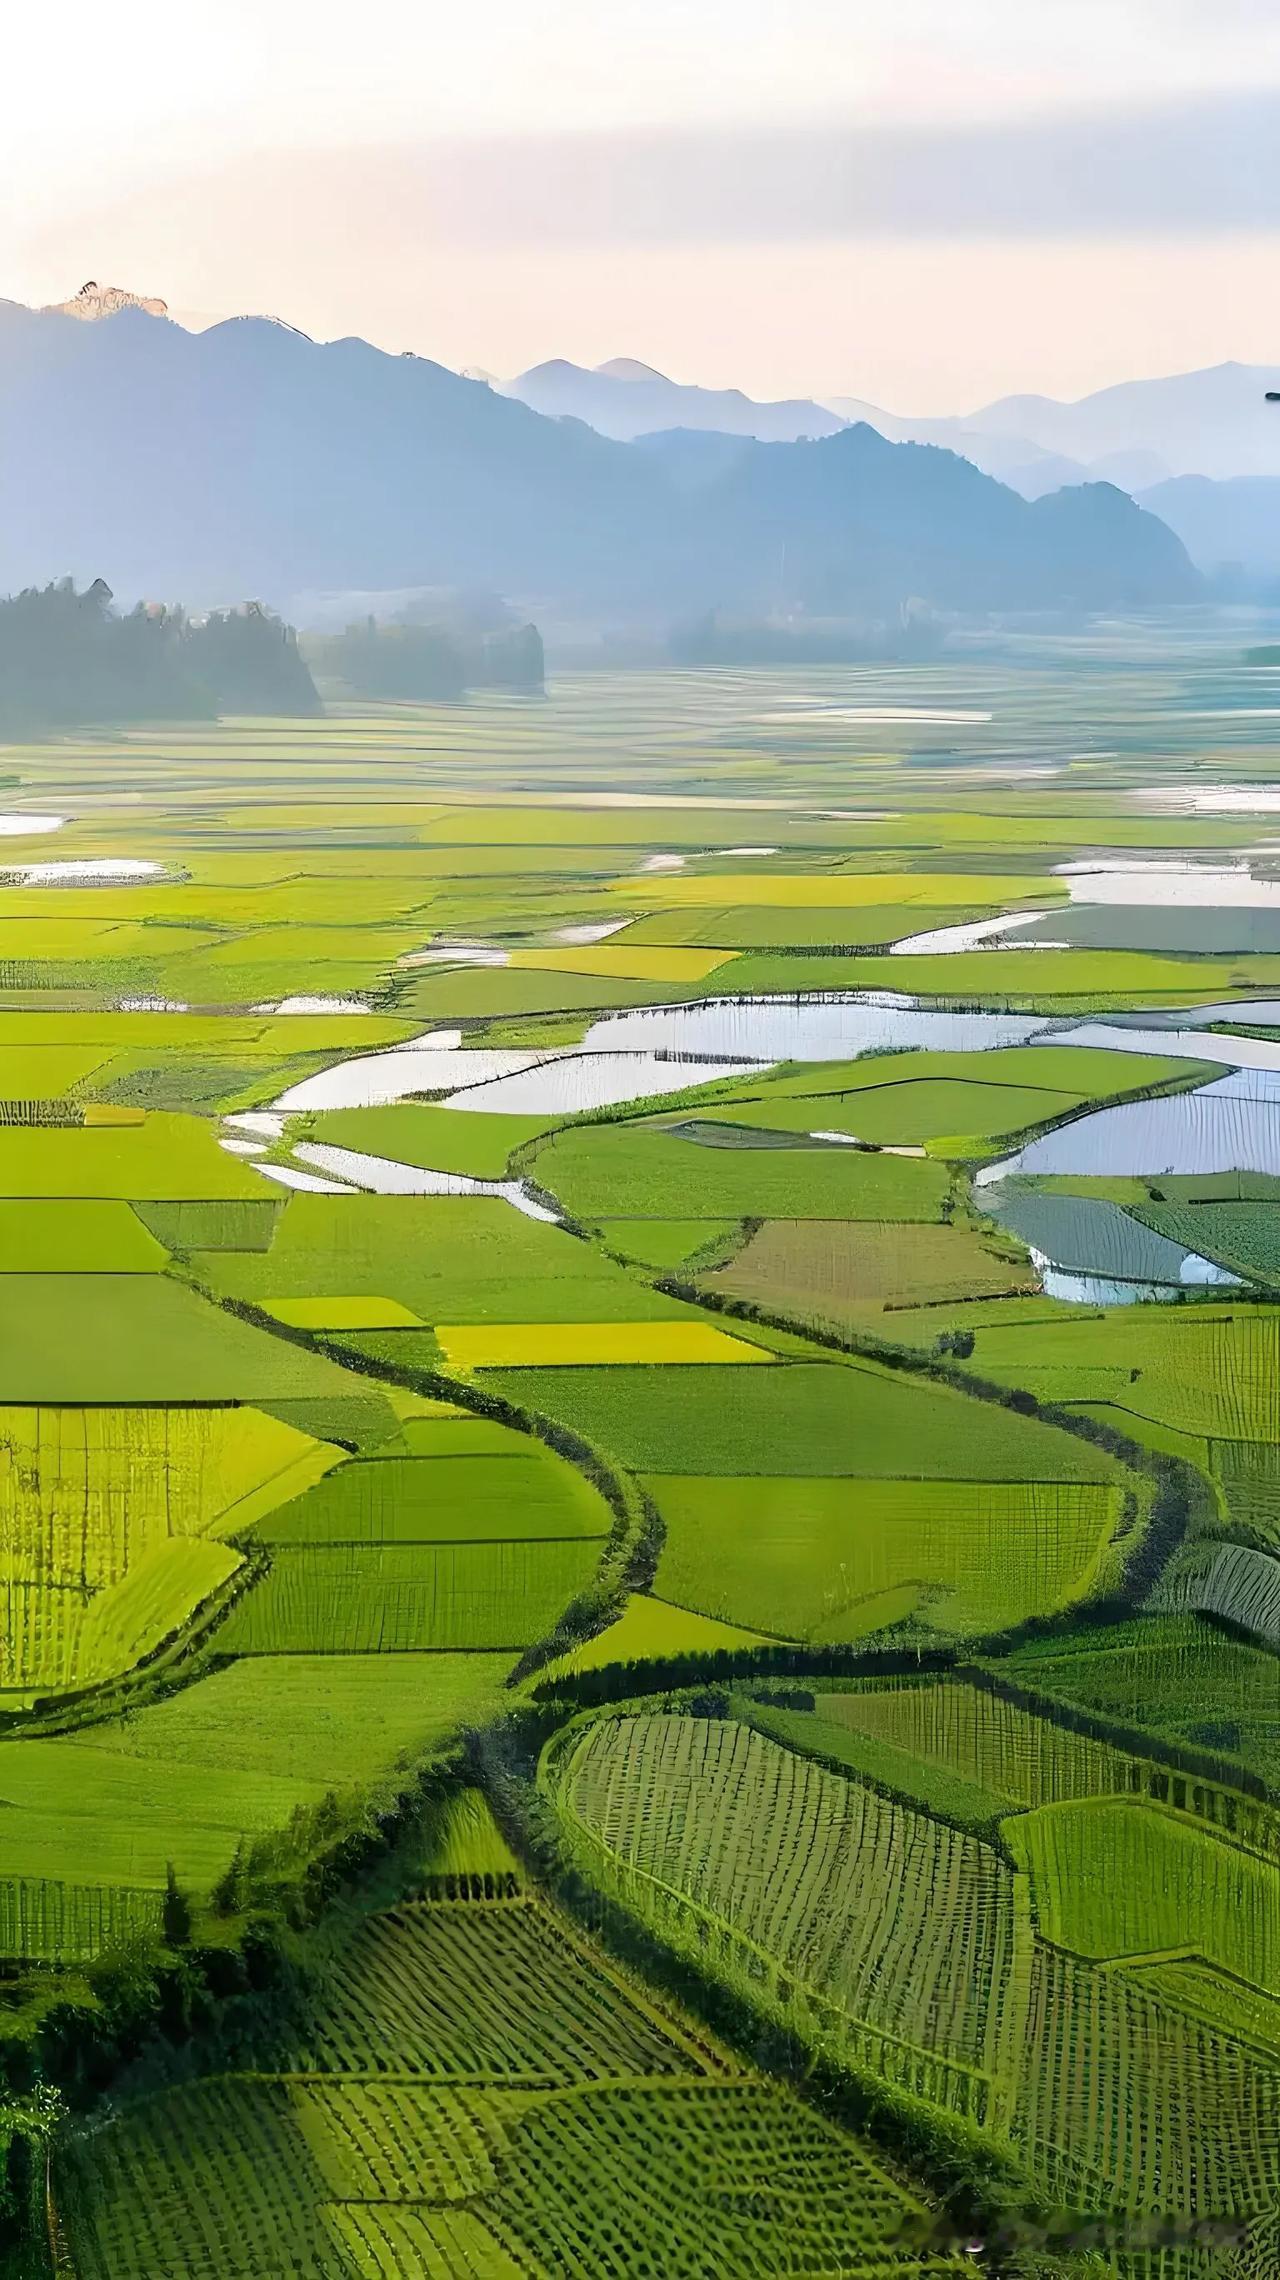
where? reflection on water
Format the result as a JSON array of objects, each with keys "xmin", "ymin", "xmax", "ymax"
[
  {"xmin": 887, "ymin": 913, "xmax": 1060, "ymax": 957},
  {"xmin": 276, "ymin": 1043, "xmax": 542, "ymax": 1111},
  {"xmin": 224, "ymin": 1112, "xmax": 286, "ymax": 1140},
  {"xmin": 979, "ymin": 1069, "xmax": 1280, "ymax": 1184},
  {"xmin": 1055, "ymin": 1022, "xmax": 1280, "ymax": 1076},
  {"xmin": 255, "ymin": 996, "xmax": 373, "ymax": 1015},
  {"xmin": 584, "ymin": 994, "xmax": 1044, "ymax": 1061},
  {"xmin": 4, "ymin": 858, "xmax": 164, "ymax": 884},
  {"xmin": 1019, "ymin": 905, "xmax": 1280, "ymax": 957},
  {"xmin": 981, "ymin": 1183, "xmax": 1217, "ymax": 1282},
  {"xmin": 1037, "ymin": 1268, "xmax": 1219, "ymax": 1306},
  {"xmin": 1178, "ymin": 1001, "xmax": 1280, "ymax": 1028},
  {"xmin": 553, "ymin": 919, "xmax": 629, "ymax": 944},
  {"xmin": 0, "ymin": 815, "xmax": 63, "ymax": 837},
  {"xmin": 444, "ymin": 1050, "xmax": 763, "ymax": 1116},
  {"xmin": 256, "ymin": 987, "xmax": 1280, "ymax": 1132},
  {"xmin": 257, "ymin": 1162, "xmax": 355, "ymax": 1194},
  {"xmin": 1134, "ymin": 784, "xmax": 1280, "ymax": 815},
  {"xmin": 292, "ymin": 1141, "xmax": 559, "ymax": 1222},
  {"xmin": 1062, "ymin": 860, "xmax": 1280, "ymax": 909},
  {"xmin": 399, "ymin": 945, "xmax": 509, "ymax": 969}
]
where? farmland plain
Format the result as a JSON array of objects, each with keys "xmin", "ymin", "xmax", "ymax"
[{"xmin": 0, "ymin": 643, "xmax": 1277, "ymax": 2275}]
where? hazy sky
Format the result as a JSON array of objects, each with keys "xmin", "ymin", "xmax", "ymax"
[{"xmin": 4, "ymin": 0, "xmax": 1277, "ymax": 409}]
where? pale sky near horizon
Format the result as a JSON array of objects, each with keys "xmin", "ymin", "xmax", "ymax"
[{"xmin": 3, "ymin": 0, "xmax": 1278, "ymax": 410}]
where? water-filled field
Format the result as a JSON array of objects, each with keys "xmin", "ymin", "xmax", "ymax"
[{"xmin": 3, "ymin": 639, "xmax": 1279, "ymax": 2277}]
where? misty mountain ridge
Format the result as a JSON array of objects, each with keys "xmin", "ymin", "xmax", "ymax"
[
  {"xmin": 0, "ymin": 294, "xmax": 1199, "ymax": 626},
  {"xmin": 824, "ymin": 363, "xmax": 1280, "ymax": 492},
  {"xmin": 498, "ymin": 355, "xmax": 1280, "ymax": 494},
  {"xmin": 499, "ymin": 349, "xmax": 1280, "ymax": 573},
  {"xmin": 504, "ymin": 342, "xmax": 1279, "ymax": 575},
  {"xmin": 955, "ymin": 364, "xmax": 1280, "ymax": 482},
  {"xmin": 502, "ymin": 356, "xmax": 844, "ymax": 442}
]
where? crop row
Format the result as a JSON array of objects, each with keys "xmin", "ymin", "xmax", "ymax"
[
  {"xmin": 298, "ymin": 1897, "xmax": 705, "ymax": 2080},
  {"xmin": 546, "ymin": 1703, "xmax": 1280, "ymax": 2227},
  {"xmin": 57, "ymin": 1890, "xmax": 967, "ymax": 2278},
  {"xmin": 220, "ymin": 1538, "xmax": 600, "ymax": 1655},
  {"xmin": 557, "ymin": 1712, "xmax": 1020, "ymax": 2088}
]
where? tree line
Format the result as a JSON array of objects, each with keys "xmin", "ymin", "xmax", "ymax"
[
  {"xmin": 311, "ymin": 615, "xmax": 544, "ymax": 700},
  {"xmin": 0, "ymin": 578, "xmax": 321, "ymax": 730}
]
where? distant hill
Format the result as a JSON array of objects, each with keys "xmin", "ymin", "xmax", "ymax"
[
  {"xmin": 826, "ymin": 364, "xmax": 1278, "ymax": 491},
  {"xmin": 678, "ymin": 426, "xmax": 1196, "ymax": 616},
  {"xmin": 1137, "ymin": 474, "xmax": 1280, "ymax": 580},
  {"xmin": 820, "ymin": 399, "xmax": 1096, "ymax": 498},
  {"xmin": 497, "ymin": 352, "xmax": 1278, "ymax": 500},
  {"xmin": 0, "ymin": 301, "xmax": 665, "ymax": 608},
  {"xmin": 630, "ymin": 428, "xmax": 756, "ymax": 490},
  {"xmin": 0, "ymin": 301, "xmax": 1200, "ymax": 622},
  {"xmin": 821, "ymin": 363, "xmax": 1280, "ymax": 508},
  {"xmin": 503, "ymin": 356, "xmax": 845, "ymax": 442},
  {"xmin": 960, "ymin": 365, "xmax": 1280, "ymax": 482}
]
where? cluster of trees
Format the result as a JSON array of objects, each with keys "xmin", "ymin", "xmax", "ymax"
[
  {"xmin": 0, "ymin": 578, "xmax": 320, "ymax": 731},
  {"xmin": 0, "ymin": 1750, "xmax": 471, "ymax": 2262},
  {"xmin": 312, "ymin": 615, "xmax": 544, "ymax": 700}
]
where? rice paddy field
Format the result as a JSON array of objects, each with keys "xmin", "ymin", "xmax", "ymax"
[{"xmin": 1, "ymin": 638, "xmax": 1279, "ymax": 2274}]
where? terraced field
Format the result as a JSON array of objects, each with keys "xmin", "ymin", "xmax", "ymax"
[{"xmin": 1, "ymin": 653, "xmax": 1279, "ymax": 2275}]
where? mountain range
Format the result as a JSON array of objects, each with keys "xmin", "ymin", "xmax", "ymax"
[
  {"xmin": 0, "ymin": 296, "xmax": 1200, "ymax": 624},
  {"xmin": 503, "ymin": 357, "xmax": 843, "ymax": 443},
  {"xmin": 502, "ymin": 353, "xmax": 1280, "ymax": 575},
  {"xmin": 922, "ymin": 364, "xmax": 1280, "ymax": 485},
  {"xmin": 507, "ymin": 353, "xmax": 1280, "ymax": 483}
]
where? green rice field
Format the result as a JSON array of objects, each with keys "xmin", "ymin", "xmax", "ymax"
[{"xmin": 1, "ymin": 649, "xmax": 1278, "ymax": 2276}]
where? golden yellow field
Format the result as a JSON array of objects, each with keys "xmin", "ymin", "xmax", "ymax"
[{"xmin": 436, "ymin": 1320, "xmax": 773, "ymax": 1368}]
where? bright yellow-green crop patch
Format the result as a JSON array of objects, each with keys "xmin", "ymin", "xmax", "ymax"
[
  {"xmin": 610, "ymin": 871, "xmax": 1062, "ymax": 908},
  {"xmin": 265, "ymin": 1296, "xmax": 425, "ymax": 1331},
  {"xmin": 0, "ymin": 1113, "xmax": 263, "ymax": 1200},
  {"xmin": 0, "ymin": 1046, "xmax": 113, "ymax": 1096},
  {"xmin": 0, "ymin": 880, "xmax": 435, "ymax": 928},
  {"xmin": 0, "ymin": 1403, "xmax": 338, "ymax": 1691},
  {"xmin": 0, "ymin": 1014, "xmax": 416, "ymax": 1051},
  {"xmin": 0, "ymin": 918, "xmax": 226, "ymax": 962},
  {"xmin": 72, "ymin": 1540, "xmax": 242, "ymax": 1687},
  {"xmin": 0, "ymin": 1200, "xmax": 167, "ymax": 1272},
  {"xmin": 176, "ymin": 926, "xmax": 425, "ymax": 967},
  {"xmin": 508, "ymin": 945, "xmax": 739, "ymax": 983},
  {"xmin": 438, "ymin": 1320, "xmax": 772, "ymax": 1368}
]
